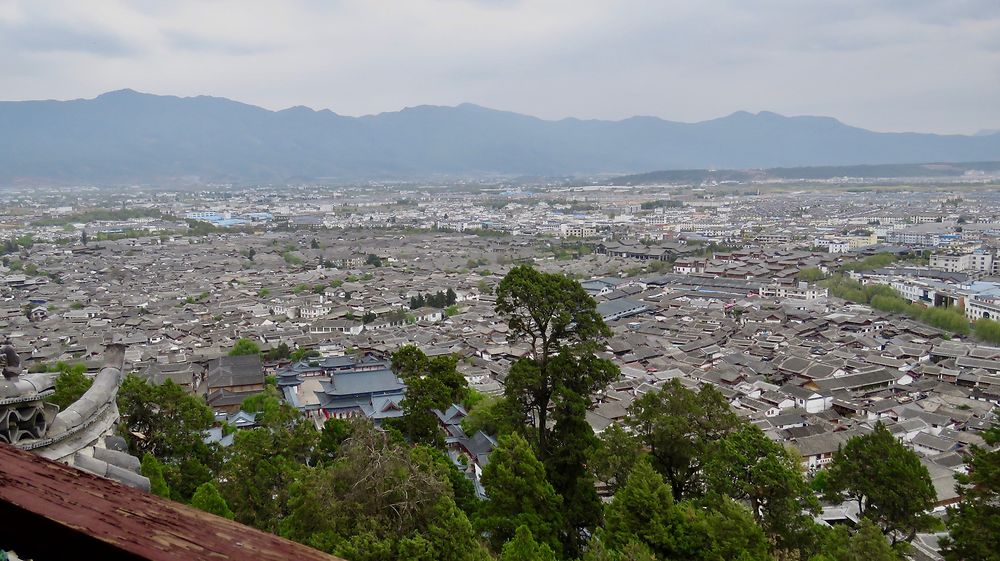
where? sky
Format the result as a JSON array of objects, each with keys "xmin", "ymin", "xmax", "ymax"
[{"xmin": 1, "ymin": 0, "xmax": 999, "ymax": 134}]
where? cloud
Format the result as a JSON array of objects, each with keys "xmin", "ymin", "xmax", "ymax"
[
  {"xmin": 0, "ymin": 19, "xmax": 139, "ymax": 57},
  {"xmin": 0, "ymin": 0, "xmax": 997, "ymax": 134},
  {"xmin": 162, "ymin": 30, "xmax": 273, "ymax": 56}
]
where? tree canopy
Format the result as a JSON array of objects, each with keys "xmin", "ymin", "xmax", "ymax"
[
  {"xmin": 626, "ymin": 379, "xmax": 740, "ymax": 500},
  {"xmin": 477, "ymin": 432, "xmax": 564, "ymax": 555},
  {"xmin": 824, "ymin": 422, "xmax": 936, "ymax": 543},
  {"xmin": 46, "ymin": 362, "xmax": 92, "ymax": 410},
  {"xmin": 229, "ymin": 338, "xmax": 261, "ymax": 356},
  {"xmin": 941, "ymin": 424, "xmax": 1000, "ymax": 561}
]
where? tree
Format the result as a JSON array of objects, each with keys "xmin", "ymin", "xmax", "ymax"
[
  {"xmin": 117, "ymin": 376, "xmax": 216, "ymax": 501},
  {"xmin": 626, "ymin": 379, "xmax": 740, "ymax": 500},
  {"xmin": 941, "ymin": 424, "xmax": 1000, "ymax": 561},
  {"xmin": 117, "ymin": 375, "xmax": 215, "ymax": 462},
  {"xmin": 604, "ymin": 459, "xmax": 771, "ymax": 561},
  {"xmin": 390, "ymin": 346, "xmax": 469, "ymax": 446},
  {"xmin": 317, "ymin": 418, "xmax": 352, "ymax": 462},
  {"xmin": 310, "ymin": 238, "xmax": 320, "ymax": 249},
  {"xmin": 229, "ymin": 338, "xmax": 261, "ymax": 356},
  {"xmin": 477, "ymin": 433, "xmax": 563, "ymax": 555},
  {"xmin": 797, "ymin": 267, "xmax": 826, "ymax": 282},
  {"xmin": 190, "ymin": 482, "xmax": 235, "ymax": 520},
  {"xmin": 247, "ymin": 247, "xmax": 256, "ymax": 261},
  {"xmin": 446, "ymin": 287, "xmax": 457, "ymax": 306},
  {"xmin": 81, "ymin": 230, "xmax": 88, "ymax": 245},
  {"xmin": 591, "ymin": 423, "xmax": 642, "ymax": 495},
  {"xmin": 603, "ymin": 460, "xmax": 677, "ymax": 554},
  {"xmin": 280, "ymin": 421, "xmax": 488, "ymax": 561},
  {"xmin": 824, "ymin": 422, "xmax": 936, "ymax": 543},
  {"xmin": 219, "ymin": 428, "xmax": 299, "ymax": 532},
  {"xmin": 705, "ymin": 423, "xmax": 819, "ymax": 555},
  {"xmin": 494, "ymin": 265, "xmax": 617, "ymax": 458},
  {"xmin": 544, "ymin": 387, "xmax": 602, "ymax": 557},
  {"xmin": 265, "ymin": 342, "xmax": 291, "ymax": 361},
  {"xmin": 809, "ymin": 519, "xmax": 901, "ymax": 561},
  {"xmin": 499, "ymin": 526, "xmax": 557, "ymax": 561},
  {"xmin": 141, "ymin": 453, "xmax": 171, "ymax": 498},
  {"xmin": 974, "ymin": 318, "xmax": 1000, "ymax": 345},
  {"xmin": 47, "ymin": 362, "xmax": 92, "ymax": 410},
  {"xmin": 365, "ymin": 253, "xmax": 382, "ymax": 267},
  {"xmin": 460, "ymin": 394, "xmax": 520, "ymax": 437}
]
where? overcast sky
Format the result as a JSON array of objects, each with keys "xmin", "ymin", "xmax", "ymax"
[{"xmin": 1, "ymin": 0, "xmax": 998, "ymax": 134}]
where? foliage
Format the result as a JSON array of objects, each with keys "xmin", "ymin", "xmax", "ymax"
[
  {"xmin": 626, "ymin": 379, "xmax": 740, "ymax": 500},
  {"xmin": 229, "ymin": 338, "xmax": 261, "ymax": 356},
  {"xmin": 494, "ymin": 265, "xmax": 617, "ymax": 457},
  {"xmin": 410, "ymin": 289, "xmax": 456, "ymax": 309},
  {"xmin": 824, "ymin": 422, "xmax": 936, "ymax": 543},
  {"xmin": 640, "ymin": 199, "xmax": 683, "ymax": 210},
  {"xmin": 941, "ymin": 424, "xmax": 1000, "ymax": 561},
  {"xmin": 544, "ymin": 387, "xmax": 603, "ymax": 557},
  {"xmin": 390, "ymin": 346, "xmax": 468, "ymax": 446},
  {"xmin": 839, "ymin": 253, "xmax": 898, "ymax": 272},
  {"xmin": 591, "ymin": 423, "xmax": 642, "ymax": 495},
  {"xmin": 280, "ymin": 421, "xmax": 488, "ymax": 561},
  {"xmin": 219, "ymin": 427, "xmax": 301, "ymax": 532},
  {"xmin": 118, "ymin": 375, "xmax": 214, "ymax": 462},
  {"xmin": 796, "ymin": 267, "xmax": 827, "ymax": 282},
  {"xmin": 974, "ymin": 318, "xmax": 1000, "ymax": 345},
  {"xmin": 190, "ymin": 482, "xmax": 235, "ymax": 519},
  {"xmin": 705, "ymin": 424, "xmax": 819, "ymax": 554},
  {"xmin": 476, "ymin": 432, "xmax": 564, "ymax": 555},
  {"xmin": 460, "ymin": 394, "xmax": 519, "ymax": 437},
  {"xmin": 316, "ymin": 418, "xmax": 352, "ymax": 462},
  {"xmin": 809, "ymin": 519, "xmax": 902, "ymax": 561},
  {"xmin": 32, "ymin": 208, "xmax": 167, "ymax": 227},
  {"xmin": 46, "ymin": 362, "xmax": 92, "ymax": 410},
  {"xmin": 499, "ymin": 526, "xmax": 558, "ymax": 561},
  {"xmin": 365, "ymin": 253, "xmax": 383, "ymax": 267},
  {"xmin": 117, "ymin": 376, "xmax": 216, "ymax": 500},
  {"xmin": 823, "ymin": 275, "xmax": 969, "ymax": 334},
  {"xmin": 604, "ymin": 460, "xmax": 772, "ymax": 561},
  {"xmin": 283, "ymin": 251, "xmax": 304, "ymax": 266},
  {"xmin": 265, "ymin": 342, "xmax": 291, "ymax": 361},
  {"xmin": 141, "ymin": 453, "xmax": 172, "ymax": 498},
  {"xmin": 291, "ymin": 347, "xmax": 321, "ymax": 362}
]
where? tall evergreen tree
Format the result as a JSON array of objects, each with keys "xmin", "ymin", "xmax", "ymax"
[
  {"xmin": 190, "ymin": 482, "xmax": 235, "ymax": 520},
  {"xmin": 498, "ymin": 526, "xmax": 557, "ymax": 561},
  {"xmin": 476, "ymin": 432, "xmax": 563, "ymax": 555},
  {"xmin": 141, "ymin": 453, "xmax": 171, "ymax": 498},
  {"xmin": 941, "ymin": 424, "xmax": 1000, "ymax": 561},
  {"xmin": 494, "ymin": 265, "xmax": 617, "ymax": 458}
]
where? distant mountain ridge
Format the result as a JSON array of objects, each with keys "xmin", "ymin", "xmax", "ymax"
[
  {"xmin": 1, "ymin": 89, "xmax": 998, "ymax": 184},
  {"xmin": 610, "ymin": 161, "xmax": 1000, "ymax": 185}
]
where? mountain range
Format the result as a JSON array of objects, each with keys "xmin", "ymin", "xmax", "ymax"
[{"xmin": 1, "ymin": 89, "xmax": 998, "ymax": 184}]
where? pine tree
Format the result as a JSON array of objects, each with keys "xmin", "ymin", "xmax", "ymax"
[
  {"xmin": 942, "ymin": 424, "xmax": 1000, "ymax": 561},
  {"xmin": 476, "ymin": 433, "xmax": 563, "ymax": 555},
  {"xmin": 498, "ymin": 526, "xmax": 557, "ymax": 561},
  {"xmin": 190, "ymin": 482, "xmax": 235, "ymax": 519},
  {"xmin": 141, "ymin": 453, "xmax": 171, "ymax": 498}
]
